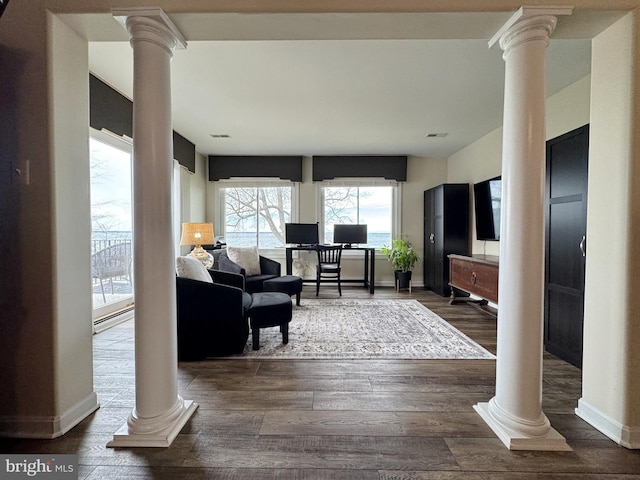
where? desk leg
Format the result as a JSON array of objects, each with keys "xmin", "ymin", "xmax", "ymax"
[
  {"xmin": 286, "ymin": 248, "xmax": 293, "ymax": 276},
  {"xmin": 363, "ymin": 249, "xmax": 369, "ymax": 289},
  {"xmin": 369, "ymin": 248, "xmax": 375, "ymax": 294}
]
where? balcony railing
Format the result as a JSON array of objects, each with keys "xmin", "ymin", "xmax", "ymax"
[{"xmin": 92, "ymin": 235, "xmax": 133, "ymax": 308}]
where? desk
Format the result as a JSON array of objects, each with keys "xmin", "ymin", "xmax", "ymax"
[{"xmin": 285, "ymin": 245, "xmax": 375, "ymax": 294}]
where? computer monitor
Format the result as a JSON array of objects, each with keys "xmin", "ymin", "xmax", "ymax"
[
  {"xmin": 333, "ymin": 224, "xmax": 368, "ymax": 247},
  {"xmin": 285, "ymin": 223, "xmax": 319, "ymax": 246}
]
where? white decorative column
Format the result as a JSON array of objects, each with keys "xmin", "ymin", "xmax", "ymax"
[
  {"xmin": 474, "ymin": 7, "xmax": 572, "ymax": 451},
  {"xmin": 107, "ymin": 8, "xmax": 197, "ymax": 448}
]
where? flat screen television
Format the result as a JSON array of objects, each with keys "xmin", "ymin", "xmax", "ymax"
[
  {"xmin": 285, "ymin": 223, "xmax": 319, "ymax": 246},
  {"xmin": 333, "ymin": 224, "xmax": 368, "ymax": 246},
  {"xmin": 473, "ymin": 176, "xmax": 502, "ymax": 241}
]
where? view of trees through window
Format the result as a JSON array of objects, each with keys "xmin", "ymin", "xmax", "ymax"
[
  {"xmin": 222, "ymin": 184, "xmax": 394, "ymax": 248},
  {"xmin": 323, "ymin": 186, "xmax": 393, "ymax": 247},
  {"xmin": 223, "ymin": 186, "xmax": 292, "ymax": 248}
]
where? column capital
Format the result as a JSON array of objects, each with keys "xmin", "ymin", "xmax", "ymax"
[
  {"xmin": 113, "ymin": 7, "xmax": 187, "ymax": 54},
  {"xmin": 489, "ymin": 6, "xmax": 573, "ymax": 55},
  {"xmin": 499, "ymin": 15, "xmax": 557, "ymax": 57}
]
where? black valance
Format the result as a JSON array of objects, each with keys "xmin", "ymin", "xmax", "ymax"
[
  {"xmin": 312, "ymin": 155, "xmax": 407, "ymax": 181},
  {"xmin": 89, "ymin": 74, "xmax": 197, "ymax": 173},
  {"xmin": 208, "ymin": 155, "xmax": 303, "ymax": 182},
  {"xmin": 173, "ymin": 131, "xmax": 196, "ymax": 173},
  {"xmin": 90, "ymin": 74, "xmax": 132, "ymax": 138}
]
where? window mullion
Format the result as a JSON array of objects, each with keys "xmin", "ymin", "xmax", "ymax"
[{"xmin": 255, "ymin": 188, "xmax": 260, "ymax": 246}]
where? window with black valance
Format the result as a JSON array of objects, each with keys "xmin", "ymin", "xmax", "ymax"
[
  {"xmin": 89, "ymin": 74, "xmax": 196, "ymax": 173},
  {"xmin": 208, "ymin": 155, "xmax": 303, "ymax": 182},
  {"xmin": 312, "ymin": 155, "xmax": 407, "ymax": 182}
]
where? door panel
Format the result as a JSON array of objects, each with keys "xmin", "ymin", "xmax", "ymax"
[
  {"xmin": 546, "ymin": 289, "xmax": 584, "ymax": 367},
  {"xmin": 548, "ymin": 201, "xmax": 585, "ymax": 289}
]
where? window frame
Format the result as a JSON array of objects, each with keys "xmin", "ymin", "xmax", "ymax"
[
  {"xmin": 317, "ymin": 178, "xmax": 402, "ymax": 251},
  {"xmin": 217, "ymin": 178, "xmax": 299, "ymax": 255}
]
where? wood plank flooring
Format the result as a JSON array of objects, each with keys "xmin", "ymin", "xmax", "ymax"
[{"xmin": 2, "ymin": 286, "xmax": 640, "ymax": 479}]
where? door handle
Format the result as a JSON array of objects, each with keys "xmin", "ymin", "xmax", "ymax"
[
  {"xmin": 579, "ymin": 235, "xmax": 586, "ymax": 257},
  {"xmin": 429, "ymin": 233, "xmax": 435, "ymax": 244}
]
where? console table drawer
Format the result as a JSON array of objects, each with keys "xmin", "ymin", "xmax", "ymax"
[{"xmin": 449, "ymin": 254, "xmax": 499, "ymax": 304}]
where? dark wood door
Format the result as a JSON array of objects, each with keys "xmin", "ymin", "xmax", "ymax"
[{"xmin": 545, "ymin": 124, "xmax": 589, "ymax": 368}]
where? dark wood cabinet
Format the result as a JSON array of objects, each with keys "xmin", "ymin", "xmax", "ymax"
[
  {"xmin": 423, "ymin": 184, "xmax": 470, "ymax": 296},
  {"xmin": 449, "ymin": 254, "xmax": 499, "ymax": 304}
]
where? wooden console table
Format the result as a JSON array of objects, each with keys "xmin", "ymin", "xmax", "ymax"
[{"xmin": 448, "ymin": 254, "xmax": 499, "ymax": 305}]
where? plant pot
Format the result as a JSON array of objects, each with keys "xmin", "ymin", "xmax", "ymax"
[{"xmin": 394, "ymin": 270, "xmax": 412, "ymax": 292}]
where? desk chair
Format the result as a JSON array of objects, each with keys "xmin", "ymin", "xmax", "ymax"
[{"xmin": 315, "ymin": 245, "xmax": 343, "ymax": 296}]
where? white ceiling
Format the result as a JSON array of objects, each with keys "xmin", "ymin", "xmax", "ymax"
[{"xmin": 66, "ymin": 10, "xmax": 623, "ymax": 157}]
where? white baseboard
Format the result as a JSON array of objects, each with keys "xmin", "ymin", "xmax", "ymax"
[
  {"xmin": 0, "ymin": 392, "xmax": 99, "ymax": 439},
  {"xmin": 576, "ymin": 398, "xmax": 640, "ymax": 449}
]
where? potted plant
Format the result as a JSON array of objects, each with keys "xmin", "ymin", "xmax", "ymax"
[{"xmin": 381, "ymin": 237, "xmax": 419, "ymax": 291}]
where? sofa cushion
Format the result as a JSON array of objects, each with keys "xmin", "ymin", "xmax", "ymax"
[
  {"xmin": 176, "ymin": 256, "xmax": 212, "ymax": 283},
  {"xmin": 226, "ymin": 246, "xmax": 261, "ymax": 276}
]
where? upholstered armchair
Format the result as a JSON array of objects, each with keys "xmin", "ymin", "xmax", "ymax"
[
  {"xmin": 217, "ymin": 246, "xmax": 281, "ymax": 294},
  {"xmin": 176, "ymin": 256, "xmax": 252, "ymax": 360}
]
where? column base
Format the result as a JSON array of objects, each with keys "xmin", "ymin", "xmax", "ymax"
[
  {"xmin": 107, "ymin": 400, "xmax": 198, "ymax": 448},
  {"xmin": 474, "ymin": 401, "xmax": 572, "ymax": 451}
]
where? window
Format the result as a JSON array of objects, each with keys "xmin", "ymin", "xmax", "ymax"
[
  {"xmin": 321, "ymin": 183, "xmax": 399, "ymax": 248},
  {"xmin": 221, "ymin": 182, "xmax": 295, "ymax": 248},
  {"xmin": 89, "ymin": 130, "xmax": 134, "ymax": 320}
]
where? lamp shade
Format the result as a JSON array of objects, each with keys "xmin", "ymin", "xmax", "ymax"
[{"xmin": 180, "ymin": 223, "xmax": 215, "ymax": 246}]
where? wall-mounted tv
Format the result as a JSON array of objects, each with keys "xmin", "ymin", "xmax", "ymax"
[
  {"xmin": 285, "ymin": 223, "xmax": 319, "ymax": 246},
  {"xmin": 473, "ymin": 176, "xmax": 502, "ymax": 241},
  {"xmin": 333, "ymin": 224, "xmax": 368, "ymax": 246}
]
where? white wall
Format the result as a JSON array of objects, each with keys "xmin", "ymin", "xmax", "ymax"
[
  {"xmin": 189, "ymin": 152, "xmax": 208, "ymax": 222},
  {"xmin": 0, "ymin": 6, "xmax": 98, "ymax": 437},
  {"xmin": 448, "ymin": 127, "xmax": 503, "ymax": 256},
  {"xmin": 447, "ymin": 75, "xmax": 592, "ymax": 257},
  {"xmin": 50, "ymin": 11, "xmax": 99, "ymax": 431},
  {"xmin": 577, "ymin": 11, "xmax": 640, "ymax": 447}
]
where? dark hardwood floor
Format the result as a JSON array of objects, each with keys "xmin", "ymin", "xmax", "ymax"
[{"xmin": 2, "ymin": 286, "xmax": 640, "ymax": 479}]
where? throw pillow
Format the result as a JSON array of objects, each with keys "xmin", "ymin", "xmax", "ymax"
[
  {"xmin": 176, "ymin": 256, "xmax": 213, "ymax": 283},
  {"xmin": 226, "ymin": 246, "xmax": 261, "ymax": 276}
]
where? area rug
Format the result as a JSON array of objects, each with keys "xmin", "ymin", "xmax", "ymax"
[{"xmin": 238, "ymin": 299, "xmax": 495, "ymax": 360}]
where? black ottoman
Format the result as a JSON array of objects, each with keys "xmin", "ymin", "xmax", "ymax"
[
  {"xmin": 249, "ymin": 292, "xmax": 292, "ymax": 350},
  {"xmin": 263, "ymin": 275, "xmax": 303, "ymax": 306}
]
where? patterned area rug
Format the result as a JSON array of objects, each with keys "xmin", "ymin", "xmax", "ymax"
[{"xmin": 239, "ymin": 299, "xmax": 495, "ymax": 360}]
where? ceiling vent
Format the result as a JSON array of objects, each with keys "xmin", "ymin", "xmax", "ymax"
[
  {"xmin": 210, "ymin": 134, "xmax": 231, "ymax": 138},
  {"xmin": 424, "ymin": 133, "xmax": 448, "ymax": 138}
]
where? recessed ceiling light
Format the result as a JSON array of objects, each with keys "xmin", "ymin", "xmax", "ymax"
[
  {"xmin": 424, "ymin": 133, "xmax": 448, "ymax": 138},
  {"xmin": 210, "ymin": 134, "xmax": 231, "ymax": 138}
]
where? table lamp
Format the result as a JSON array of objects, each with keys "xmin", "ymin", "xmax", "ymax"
[{"xmin": 180, "ymin": 222, "xmax": 215, "ymax": 269}]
